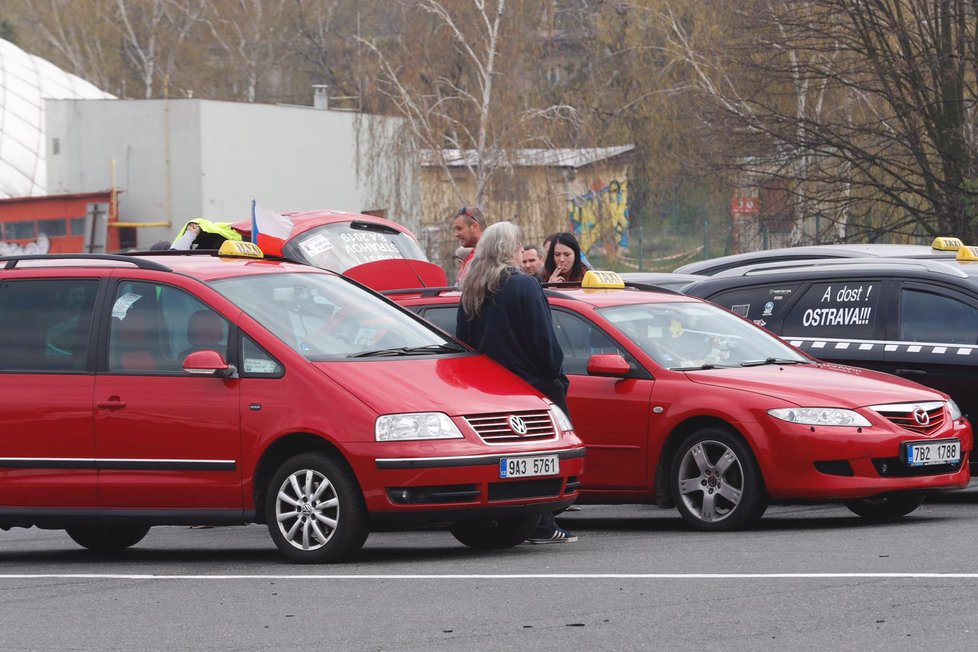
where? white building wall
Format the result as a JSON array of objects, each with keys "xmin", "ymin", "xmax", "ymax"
[{"xmin": 45, "ymin": 98, "xmax": 419, "ymax": 248}]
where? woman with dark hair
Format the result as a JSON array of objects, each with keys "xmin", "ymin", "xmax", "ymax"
[
  {"xmin": 457, "ymin": 221, "xmax": 577, "ymax": 544},
  {"xmin": 544, "ymin": 232, "xmax": 586, "ymax": 283}
]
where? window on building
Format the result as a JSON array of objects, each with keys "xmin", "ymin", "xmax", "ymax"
[
  {"xmin": 6, "ymin": 221, "xmax": 36, "ymax": 240},
  {"xmin": 38, "ymin": 219, "xmax": 68, "ymax": 237},
  {"xmin": 70, "ymin": 217, "xmax": 87, "ymax": 236}
]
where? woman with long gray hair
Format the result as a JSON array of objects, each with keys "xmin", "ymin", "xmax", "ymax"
[{"xmin": 457, "ymin": 221, "xmax": 576, "ymax": 544}]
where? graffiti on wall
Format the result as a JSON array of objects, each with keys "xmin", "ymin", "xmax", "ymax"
[
  {"xmin": 0, "ymin": 234, "xmax": 50, "ymax": 256},
  {"xmin": 568, "ymin": 179, "xmax": 629, "ymax": 254}
]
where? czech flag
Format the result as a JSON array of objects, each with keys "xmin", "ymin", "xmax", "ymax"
[{"xmin": 251, "ymin": 200, "xmax": 294, "ymax": 250}]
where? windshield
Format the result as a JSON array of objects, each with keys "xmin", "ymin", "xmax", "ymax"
[
  {"xmin": 210, "ymin": 272, "xmax": 457, "ymax": 360},
  {"xmin": 282, "ymin": 222, "xmax": 428, "ymax": 272},
  {"xmin": 599, "ymin": 301, "xmax": 807, "ymax": 370}
]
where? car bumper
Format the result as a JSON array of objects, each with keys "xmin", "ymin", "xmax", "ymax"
[
  {"xmin": 347, "ymin": 443, "xmax": 586, "ymax": 515},
  {"xmin": 753, "ymin": 419, "xmax": 973, "ymax": 500}
]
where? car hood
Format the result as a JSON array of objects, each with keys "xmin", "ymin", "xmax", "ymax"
[
  {"xmin": 684, "ymin": 363, "xmax": 945, "ymax": 407},
  {"xmin": 312, "ymin": 354, "xmax": 550, "ymax": 415}
]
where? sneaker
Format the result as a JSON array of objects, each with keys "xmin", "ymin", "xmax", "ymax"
[
  {"xmin": 528, "ymin": 526, "xmax": 578, "ymax": 544},
  {"xmin": 564, "ymin": 504, "xmax": 582, "ymax": 512}
]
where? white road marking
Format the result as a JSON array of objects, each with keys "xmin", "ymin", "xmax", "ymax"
[{"xmin": 1, "ymin": 572, "xmax": 978, "ymax": 580}]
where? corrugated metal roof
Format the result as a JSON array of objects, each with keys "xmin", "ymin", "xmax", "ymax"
[{"xmin": 422, "ymin": 145, "xmax": 634, "ymax": 169}]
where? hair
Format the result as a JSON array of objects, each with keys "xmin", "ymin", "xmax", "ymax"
[
  {"xmin": 544, "ymin": 232, "xmax": 585, "ymax": 282},
  {"xmin": 460, "ymin": 221, "xmax": 522, "ymax": 318},
  {"xmin": 543, "ymin": 232, "xmax": 561, "ymax": 253},
  {"xmin": 452, "ymin": 206, "xmax": 487, "ymax": 230},
  {"xmin": 522, "ymin": 245, "xmax": 541, "ymax": 257}
]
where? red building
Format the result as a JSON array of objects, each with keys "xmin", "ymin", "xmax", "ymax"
[{"xmin": 0, "ymin": 191, "xmax": 123, "ymax": 254}]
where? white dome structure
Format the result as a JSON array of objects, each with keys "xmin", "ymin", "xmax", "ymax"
[{"xmin": 0, "ymin": 38, "xmax": 114, "ymax": 199}]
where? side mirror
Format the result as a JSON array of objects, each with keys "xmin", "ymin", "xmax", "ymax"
[
  {"xmin": 587, "ymin": 353, "xmax": 631, "ymax": 377},
  {"xmin": 183, "ymin": 350, "xmax": 238, "ymax": 378}
]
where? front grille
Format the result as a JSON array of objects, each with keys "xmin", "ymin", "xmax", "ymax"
[
  {"xmin": 870, "ymin": 401, "xmax": 946, "ymax": 435},
  {"xmin": 872, "ymin": 457, "xmax": 963, "ymax": 477},
  {"xmin": 464, "ymin": 409, "xmax": 556, "ymax": 444},
  {"xmin": 488, "ymin": 478, "xmax": 563, "ymax": 501}
]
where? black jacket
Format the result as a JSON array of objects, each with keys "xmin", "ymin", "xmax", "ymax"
[{"xmin": 456, "ymin": 269, "xmax": 569, "ymax": 411}]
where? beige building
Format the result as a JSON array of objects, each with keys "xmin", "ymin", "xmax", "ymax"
[{"xmin": 421, "ymin": 145, "xmax": 634, "ymax": 267}]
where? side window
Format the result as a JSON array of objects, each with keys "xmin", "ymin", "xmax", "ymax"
[
  {"xmin": 708, "ymin": 284, "xmax": 801, "ymax": 326},
  {"xmin": 241, "ymin": 334, "xmax": 284, "ymax": 377},
  {"xmin": 781, "ymin": 280, "xmax": 881, "ymax": 339},
  {"xmin": 108, "ymin": 281, "xmax": 229, "ymax": 373},
  {"xmin": 551, "ymin": 309, "xmax": 627, "ymax": 375},
  {"xmin": 900, "ymin": 288, "xmax": 978, "ymax": 344},
  {"xmin": 421, "ymin": 306, "xmax": 458, "ymax": 336},
  {"xmin": 0, "ymin": 279, "xmax": 98, "ymax": 372}
]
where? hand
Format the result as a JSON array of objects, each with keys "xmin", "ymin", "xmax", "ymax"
[
  {"xmin": 186, "ymin": 222, "xmax": 201, "ymax": 235},
  {"xmin": 548, "ymin": 269, "xmax": 565, "ymax": 283}
]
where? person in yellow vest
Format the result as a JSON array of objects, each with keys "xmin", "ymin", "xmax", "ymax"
[{"xmin": 170, "ymin": 219, "xmax": 243, "ymax": 250}]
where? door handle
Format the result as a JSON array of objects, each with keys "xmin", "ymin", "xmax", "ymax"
[
  {"xmin": 96, "ymin": 399, "xmax": 127, "ymax": 410},
  {"xmin": 896, "ymin": 369, "xmax": 927, "ymax": 378}
]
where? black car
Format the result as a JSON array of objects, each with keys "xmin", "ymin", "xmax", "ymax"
[
  {"xmin": 674, "ymin": 240, "xmax": 961, "ymax": 276},
  {"xmin": 683, "ymin": 254, "xmax": 978, "ymax": 456}
]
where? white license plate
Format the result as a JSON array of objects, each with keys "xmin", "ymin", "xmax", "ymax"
[
  {"xmin": 499, "ymin": 455, "xmax": 559, "ymax": 479},
  {"xmin": 905, "ymin": 439, "xmax": 961, "ymax": 467}
]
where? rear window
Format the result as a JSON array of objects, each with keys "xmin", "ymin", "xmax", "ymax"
[
  {"xmin": 283, "ymin": 222, "xmax": 427, "ymax": 273},
  {"xmin": 708, "ymin": 284, "xmax": 802, "ymax": 326},
  {"xmin": 0, "ymin": 279, "xmax": 99, "ymax": 371}
]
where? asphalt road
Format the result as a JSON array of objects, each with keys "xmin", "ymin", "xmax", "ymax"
[{"xmin": 5, "ymin": 487, "xmax": 978, "ymax": 651}]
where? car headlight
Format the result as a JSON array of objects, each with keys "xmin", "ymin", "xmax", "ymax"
[
  {"xmin": 375, "ymin": 412, "xmax": 463, "ymax": 441},
  {"xmin": 550, "ymin": 404, "xmax": 574, "ymax": 433},
  {"xmin": 768, "ymin": 407, "xmax": 872, "ymax": 427},
  {"xmin": 948, "ymin": 399, "xmax": 963, "ymax": 421}
]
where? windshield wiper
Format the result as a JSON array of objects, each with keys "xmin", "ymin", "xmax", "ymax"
[
  {"xmin": 740, "ymin": 357, "xmax": 809, "ymax": 367},
  {"xmin": 672, "ymin": 363, "xmax": 737, "ymax": 371},
  {"xmin": 348, "ymin": 343, "xmax": 465, "ymax": 358}
]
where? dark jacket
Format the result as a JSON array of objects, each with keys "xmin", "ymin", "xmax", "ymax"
[{"xmin": 456, "ymin": 268, "xmax": 569, "ymax": 411}]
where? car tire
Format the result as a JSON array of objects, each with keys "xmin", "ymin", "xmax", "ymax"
[
  {"xmin": 449, "ymin": 514, "xmax": 542, "ymax": 549},
  {"xmin": 265, "ymin": 452, "xmax": 369, "ymax": 564},
  {"xmin": 670, "ymin": 428, "xmax": 767, "ymax": 531},
  {"xmin": 845, "ymin": 492, "xmax": 925, "ymax": 520},
  {"xmin": 65, "ymin": 525, "xmax": 151, "ymax": 552}
]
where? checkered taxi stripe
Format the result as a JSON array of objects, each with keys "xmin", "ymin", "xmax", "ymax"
[{"xmin": 786, "ymin": 337, "xmax": 977, "ymax": 356}]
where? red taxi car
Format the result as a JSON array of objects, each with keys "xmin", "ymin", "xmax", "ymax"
[
  {"xmin": 391, "ymin": 272, "xmax": 972, "ymax": 530},
  {"xmin": 232, "ymin": 209, "xmax": 447, "ymax": 291},
  {"xmin": 0, "ymin": 244, "xmax": 583, "ymax": 562}
]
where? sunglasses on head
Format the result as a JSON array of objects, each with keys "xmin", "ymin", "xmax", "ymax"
[{"xmin": 457, "ymin": 207, "xmax": 472, "ymax": 218}]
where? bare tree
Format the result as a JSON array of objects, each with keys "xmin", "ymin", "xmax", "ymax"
[
  {"xmin": 113, "ymin": 0, "xmax": 206, "ymax": 98},
  {"xmin": 656, "ymin": 0, "xmax": 978, "ymax": 245},
  {"xmin": 199, "ymin": 0, "xmax": 294, "ymax": 102},
  {"xmin": 6, "ymin": 0, "xmax": 120, "ymax": 92},
  {"xmin": 357, "ymin": 0, "xmax": 578, "ymax": 210}
]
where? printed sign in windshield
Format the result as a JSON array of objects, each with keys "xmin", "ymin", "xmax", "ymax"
[
  {"xmin": 782, "ymin": 282, "xmax": 880, "ymax": 338},
  {"xmin": 283, "ymin": 222, "xmax": 428, "ymax": 273}
]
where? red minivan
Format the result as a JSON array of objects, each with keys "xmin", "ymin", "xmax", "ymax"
[{"xmin": 0, "ymin": 245, "xmax": 583, "ymax": 562}]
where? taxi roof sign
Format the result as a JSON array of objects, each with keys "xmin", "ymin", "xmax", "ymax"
[
  {"xmin": 956, "ymin": 245, "xmax": 978, "ymax": 262},
  {"xmin": 219, "ymin": 240, "xmax": 264, "ymax": 259},
  {"xmin": 581, "ymin": 270, "xmax": 625, "ymax": 289},
  {"xmin": 932, "ymin": 236, "xmax": 964, "ymax": 251}
]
